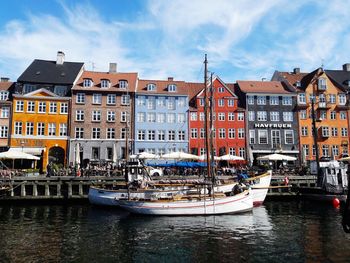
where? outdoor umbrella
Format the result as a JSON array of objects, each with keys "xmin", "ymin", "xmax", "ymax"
[
  {"xmin": 0, "ymin": 149, "xmax": 40, "ymax": 169},
  {"xmin": 75, "ymin": 143, "xmax": 81, "ymax": 168},
  {"xmin": 112, "ymin": 143, "xmax": 117, "ymax": 164},
  {"xmin": 198, "ymin": 154, "xmax": 220, "ymax": 161},
  {"xmin": 256, "ymin": 153, "xmax": 296, "ymax": 161},
  {"xmin": 218, "ymin": 154, "xmax": 245, "ymax": 161},
  {"xmin": 129, "ymin": 152, "xmax": 160, "ymax": 159},
  {"xmin": 161, "ymin": 151, "xmax": 200, "ymax": 160}
]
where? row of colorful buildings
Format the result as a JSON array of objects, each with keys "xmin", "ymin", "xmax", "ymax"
[{"xmin": 1, "ymin": 51, "xmax": 350, "ymax": 171}]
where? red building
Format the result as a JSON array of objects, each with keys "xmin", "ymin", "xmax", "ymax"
[{"xmin": 188, "ymin": 76, "xmax": 246, "ymax": 158}]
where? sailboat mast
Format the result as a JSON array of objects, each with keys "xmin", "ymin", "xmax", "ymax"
[{"xmin": 204, "ymin": 54, "xmax": 212, "ymax": 179}]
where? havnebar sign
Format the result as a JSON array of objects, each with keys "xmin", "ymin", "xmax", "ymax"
[{"xmin": 254, "ymin": 123, "xmax": 292, "ymax": 128}]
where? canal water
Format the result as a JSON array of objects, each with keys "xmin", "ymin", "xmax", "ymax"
[{"xmin": 0, "ymin": 201, "xmax": 349, "ymax": 263}]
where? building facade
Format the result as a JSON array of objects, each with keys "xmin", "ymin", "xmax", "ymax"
[
  {"xmin": 134, "ymin": 78, "xmax": 189, "ymax": 155},
  {"xmin": 189, "ymin": 77, "xmax": 246, "ymax": 158},
  {"xmin": 235, "ymin": 81, "xmax": 299, "ymax": 164},
  {"xmin": 69, "ymin": 66, "xmax": 137, "ymax": 166},
  {"xmin": 0, "ymin": 78, "xmax": 13, "ymax": 151}
]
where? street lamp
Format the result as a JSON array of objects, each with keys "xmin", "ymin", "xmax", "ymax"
[{"xmin": 310, "ymin": 95, "xmax": 321, "ymax": 185}]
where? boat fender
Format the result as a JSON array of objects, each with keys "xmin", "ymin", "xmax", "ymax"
[{"xmin": 284, "ymin": 176, "xmax": 289, "ymax": 186}]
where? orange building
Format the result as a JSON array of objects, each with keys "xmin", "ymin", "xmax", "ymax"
[{"xmin": 10, "ymin": 89, "xmax": 70, "ymax": 169}]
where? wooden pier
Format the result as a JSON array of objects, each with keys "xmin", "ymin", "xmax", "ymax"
[{"xmin": 0, "ymin": 175, "xmax": 317, "ymax": 202}]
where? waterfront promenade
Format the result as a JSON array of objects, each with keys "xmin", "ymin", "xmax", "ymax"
[{"xmin": 0, "ymin": 174, "xmax": 317, "ymax": 202}]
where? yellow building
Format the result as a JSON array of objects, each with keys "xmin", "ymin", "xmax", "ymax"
[{"xmin": 10, "ymin": 89, "xmax": 70, "ymax": 170}]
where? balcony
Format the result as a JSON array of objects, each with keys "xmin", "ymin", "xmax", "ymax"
[
  {"xmin": 317, "ymin": 101, "xmax": 330, "ymax": 109},
  {"xmin": 296, "ymin": 101, "xmax": 308, "ymax": 109}
]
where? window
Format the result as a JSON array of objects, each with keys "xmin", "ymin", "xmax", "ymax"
[
  {"xmin": 341, "ymin": 128, "xmax": 348, "ymax": 137},
  {"xmin": 60, "ymin": 103, "xmax": 68, "ymax": 114},
  {"xmin": 92, "ymin": 111, "xmax": 101, "ymax": 122},
  {"xmin": 0, "ymin": 126, "xmax": 8, "ymax": 138},
  {"xmin": 258, "ymin": 130, "xmax": 268, "ymax": 144},
  {"xmin": 301, "ymin": 127, "xmax": 308, "ymax": 136},
  {"xmin": 137, "ymin": 112, "xmax": 145, "ymax": 122},
  {"xmin": 106, "ymin": 128, "xmax": 115, "ymax": 139},
  {"xmin": 238, "ymin": 128, "xmax": 244, "ymax": 139},
  {"xmin": 76, "ymin": 93, "xmax": 85, "ymax": 104},
  {"xmin": 121, "ymin": 95, "xmax": 130, "ymax": 106},
  {"xmin": 23, "ymin": 84, "xmax": 35, "ymax": 93},
  {"xmin": 107, "ymin": 111, "xmax": 116, "ymax": 122},
  {"xmin": 49, "ymin": 102, "xmax": 57, "ymax": 113},
  {"xmin": 27, "ymin": 101, "xmax": 35, "ymax": 112},
  {"xmin": 318, "ymin": 78, "xmax": 327, "ymax": 90},
  {"xmin": 37, "ymin": 123, "xmax": 45, "ymax": 136},
  {"xmin": 137, "ymin": 96, "xmax": 146, "ymax": 106},
  {"xmin": 59, "ymin": 124, "xmax": 67, "ymax": 136},
  {"xmin": 116, "ymin": 79, "xmax": 127, "ymax": 89},
  {"xmin": 271, "ymin": 130, "xmax": 281, "ymax": 148},
  {"xmin": 147, "ymin": 83, "xmax": 156, "ymax": 91},
  {"xmin": 168, "ymin": 130, "xmax": 175, "ymax": 141},
  {"xmin": 178, "ymin": 131, "xmax": 185, "ymax": 141},
  {"xmin": 1, "ymin": 107, "xmax": 9, "ymax": 118},
  {"xmin": 92, "ymin": 127, "xmax": 101, "ymax": 139},
  {"xmin": 148, "ymin": 113, "xmax": 156, "ymax": 123},
  {"xmin": 257, "ymin": 111, "xmax": 267, "ymax": 121},
  {"xmin": 283, "ymin": 112, "xmax": 293, "ymax": 121},
  {"xmin": 107, "ymin": 94, "xmax": 116, "ymax": 105},
  {"xmin": 16, "ymin": 101, "xmax": 24, "ymax": 112},
  {"xmin": 330, "ymin": 111, "xmax": 336, "ymax": 120},
  {"xmin": 158, "ymin": 130, "xmax": 165, "ymax": 141},
  {"xmin": 93, "ymin": 94, "xmax": 102, "ymax": 104},
  {"xmin": 178, "ymin": 97, "xmax": 186, "ymax": 107},
  {"xmin": 54, "ymin": 86, "xmax": 67, "ymax": 96},
  {"xmin": 331, "ymin": 127, "xmax": 338, "ymax": 137},
  {"xmin": 228, "ymin": 112, "xmax": 235, "ymax": 121},
  {"xmin": 329, "ymin": 94, "xmax": 336, "ymax": 104},
  {"xmin": 218, "ymin": 99, "xmax": 224, "ymax": 107},
  {"xmin": 300, "ymin": 110, "xmax": 307, "ymax": 119},
  {"xmin": 14, "ymin": 122, "xmax": 22, "ymax": 135},
  {"xmin": 229, "ymin": 148, "xmax": 236, "ymax": 155},
  {"xmin": 249, "ymin": 130, "xmax": 255, "ymax": 144},
  {"xmin": 247, "ymin": 96, "xmax": 254, "ymax": 105},
  {"xmin": 0, "ymin": 91, "xmax": 9, "ymax": 100},
  {"xmin": 339, "ymin": 94, "xmax": 346, "ymax": 105},
  {"xmin": 199, "ymin": 113, "xmax": 205, "ymax": 121},
  {"xmin": 228, "ymin": 128, "xmax": 235, "ymax": 139},
  {"xmin": 309, "ymin": 94, "xmax": 316, "ymax": 103},
  {"xmin": 106, "ymin": 148, "xmax": 113, "ymax": 160},
  {"xmin": 340, "ymin": 111, "xmax": 347, "ymax": 120},
  {"xmin": 227, "ymin": 99, "xmax": 234, "ymax": 107},
  {"xmin": 322, "ymin": 145, "xmax": 329, "ymax": 157},
  {"xmin": 120, "ymin": 128, "xmax": 127, "ymax": 139},
  {"xmin": 92, "ymin": 147, "xmax": 100, "ymax": 160},
  {"xmin": 138, "ymin": 130, "xmax": 145, "ymax": 140},
  {"xmin": 237, "ymin": 113, "xmax": 244, "ymax": 121},
  {"xmin": 200, "ymin": 128, "xmax": 205, "ymax": 138},
  {"xmin": 285, "ymin": 130, "xmax": 294, "ymax": 144},
  {"xmin": 270, "ymin": 112, "xmax": 279, "ymax": 121},
  {"xmin": 319, "ymin": 110, "xmax": 327, "ymax": 120},
  {"xmin": 332, "ymin": 145, "xmax": 339, "ymax": 157},
  {"xmin": 178, "ymin": 113, "xmax": 186, "ymax": 123},
  {"xmin": 76, "ymin": 110, "xmax": 84, "ymax": 121},
  {"xmin": 270, "ymin": 96, "xmax": 279, "ymax": 105},
  {"xmin": 75, "ymin": 127, "xmax": 84, "ymax": 139},
  {"xmin": 168, "ymin": 84, "xmax": 177, "ymax": 92},
  {"xmin": 101, "ymin": 79, "xmax": 110, "ymax": 88},
  {"xmin": 157, "ymin": 113, "xmax": 165, "ymax": 123},
  {"xmin": 190, "ymin": 112, "xmax": 197, "ymax": 121},
  {"xmin": 239, "ymin": 148, "xmax": 245, "ymax": 158},
  {"xmin": 168, "ymin": 98, "xmax": 176, "ymax": 110},
  {"xmin": 26, "ymin": 122, "xmax": 34, "ymax": 135},
  {"xmin": 282, "ymin": 96, "xmax": 292, "ymax": 105},
  {"xmin": 257, "ymin": 96, "xmax": 266, "ymax": 105},
  {"xmin": 191, "ymin": 129, "xmax": 198, "ymax": 139},
  {"xmin": 218, "ymin": 87, "xmax": 225, "ymax": 93},
  {"xmin": 343, "ymin": 145, "xmax": 349, "ymax": 155},
  {"xmin": 48, "ymin": 123, "xmax": 56, "ymax": 136},
  {"xmin": 167, "ymin": 113, "xmax": 176, "ymax": 123},
  {"xmin": 298, "ymin": 93, "xmax": 306, "ymax": 104},
  {"xmin": 147, "ymin": 97, "xmax": 155, "ymax": 109},
  {"xmin": 302, "ymin": 145, "xmax": 309, "ymax": 157},
  {"xmin": 248, "ymin": 111, "xmax": 255, "ymax": 121},
  {"xmin": 218, "ymin": 113, "xmax": 225, "ymax": 121},
  {"xmin": 219, "ymin": 128, "xmax": 226, "ymax": 139},
  {"xmin": 121, "ymin": 112, "xmax": 127, "ymax": 122},
  {"xmin": 199, "ymin": 98, "xmax": 205, "ymax": 106},
  {"xmin": 38, "ymin": 102, "xmax": 46, "ymax": 113},
  {"xmin": 157, "ymin": 97, "xmax": 166, "ymax": 107},
  {"xmin": 312, "ymin": 145, "xmax": 317, "ymax": 156},
  {"xmin": 322, "ymin": 127, "xmax": 329, "ymax": 137},
  {"xmin": 83, "ymin": 79, "xmax": 93, "ymax": 87}
]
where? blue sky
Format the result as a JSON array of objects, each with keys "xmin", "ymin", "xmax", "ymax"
[{"xmin": 1, "ymin": 0, "xmax": 350, "ymax": 83}]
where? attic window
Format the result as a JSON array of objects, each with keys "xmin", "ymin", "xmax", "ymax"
[
  {"xmin": 295, "ymin": 81, "xmax": 301, "ymax": 87},
  {"xmin": 218, "ymin": 87, "xmax": 225, "ymax": 93},
  {"xmin": 36, "ymin": 71, "xmax": 41, "ymax": 75},
  {"xmin": 119, "ymin": 80, "xmax": 128, "ymax": 89},
  {"xmin": 168, "ymin": 84, "xmax": 177, "ymax": 92},
  {"xmin": 147, "ymin": 83, "xmax": 156, "ymax": 91},
  {"xmin": 83, "ymin": 79, "xmax": 93, "ymax": 88},
  {"xmin": 61, "ymin": 72, "xmax": 66, "ymax": 77},
  {"xmin": 101, "ymin": 79, "xmax": 110, "ymax": 88}
]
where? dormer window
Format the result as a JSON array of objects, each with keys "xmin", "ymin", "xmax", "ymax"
[
  {"xmin": 101, "ymin": 79, "xmax": 110, "ymax": 88},
  {"xmin": 23, "ymin": 84, "xmax": 36, "ymax": 93},
  {"xmin": 318, "ymin": 78, "xmax": 327, "ymax": 90},
  {"xmin": 0, "ymin": 91, "xmax": 9, "ymax": 101},
  {"xmin": 168, "ymin": 84, "xmax": 177, "ymax": 92},
  {"xmin": 83, "ymin": 79, "xmax": 93, "ymax": 88},
  {"xmin": 295, "ymin": 81, "xmax": 301, "ymax": 87},
  {"xmin": 119, "ymin": 80, "xmax": 128, "ymax": 89},
  {"xmin": 147, "ymin": 83, "xmax": 156, "ymax": 91}
]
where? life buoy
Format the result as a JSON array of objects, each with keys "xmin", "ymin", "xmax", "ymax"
[
  {"xmin": 284, "ymin": 176, "xmax": 289, "ymax": 185},
  {"xmin": 77, "ymin": 170, "xmax": 81, "ymax": 177}
]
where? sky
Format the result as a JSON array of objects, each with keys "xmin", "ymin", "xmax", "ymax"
[{"xmin": 1, "ymin": 0, "xmax": 350, "ymax": 83}]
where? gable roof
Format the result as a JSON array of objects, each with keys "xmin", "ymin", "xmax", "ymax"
[
  {"xmin": 73, "ymin": 71, "xmax": 138, "ymax": 92},
  {"xmin": 12, "ymin": 88, "xmax": 69, "ymax": 100},
  {"xmin": 17, "ymin": 59, "xmax": 84, "ymax": 85},
  {"xmin": 0, "ymin": 81, "xmax": 14, "ymax": 91},
  {"xmin": 324, "ymin": 69, "xmax": 350, "ymax": 92},
  {"xmin": 236, "ymin": 80, "xmax": 294, "ymax": 94},
  {"xmin": 137, "ymin": 78, "xmax": 188, "ymax": 95}
]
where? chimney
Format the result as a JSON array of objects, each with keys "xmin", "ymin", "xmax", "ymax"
[
  {"xmin": 109, "ymin": 63, "xmax": 117, "ymax": 73},
  {"xmin": 168, "ymin": 77, "xmax": 174, "ymax": 81},
  {"xmin": 293, "ymin": 68, "xmax": 300, "ymax": 74},
  {"xmin": 0, "ymin": 77, "xmax": 9, "ymax": 82},
  {"xmin": 343, "ymin": 63, "xmax": 350, "ymax": 71},
  {"xmin": 56, "ymin": 51, "xmax": 65, "ymax": 65}
]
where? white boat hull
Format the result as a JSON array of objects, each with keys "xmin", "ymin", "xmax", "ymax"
[
  {"xmin": 250, "ymin": 170, "xmax": 272, "ymax": 206},
  {"xmin": 118, "ymin": 189, "xmax": 253, "ymax": 216}
]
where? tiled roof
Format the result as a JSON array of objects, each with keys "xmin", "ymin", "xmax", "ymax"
[
  {"xmin": 73, "ymin": 71, "xmax": 138, "ymax": 92},
  {"xmin": 325, "ymin": 69, "xmax": 350, "ymax": 92},
  {"xmin": 236, "ymin": 81, "xmax": 293, "ymax": 94},
  {"xmin": 0, "ymin": 81, "xmax": 14, "ymax": 91},
  {"xmin": 18, "ymin": 59, "xmax": 84, "ymax": 85},
  {"xmin": 276, "ymin": 71, "xmax": 308, "ymax": 87},
  {"xmin": 186, "ymin": 82, "xmax": 205, "ymax": 100},
  {"xmin": 137, "ymin": 78, "xmax": 188, "ymax": 95}
]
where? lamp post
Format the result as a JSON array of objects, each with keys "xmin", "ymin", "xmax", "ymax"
[{"xmin": 311, "ymin": 95, "xmax": 321, "ymax": 185}]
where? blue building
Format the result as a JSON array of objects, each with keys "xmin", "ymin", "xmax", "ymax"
[{"xmin": 134, "ymin": 78, "xmax": 189, "ymax": 155}]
